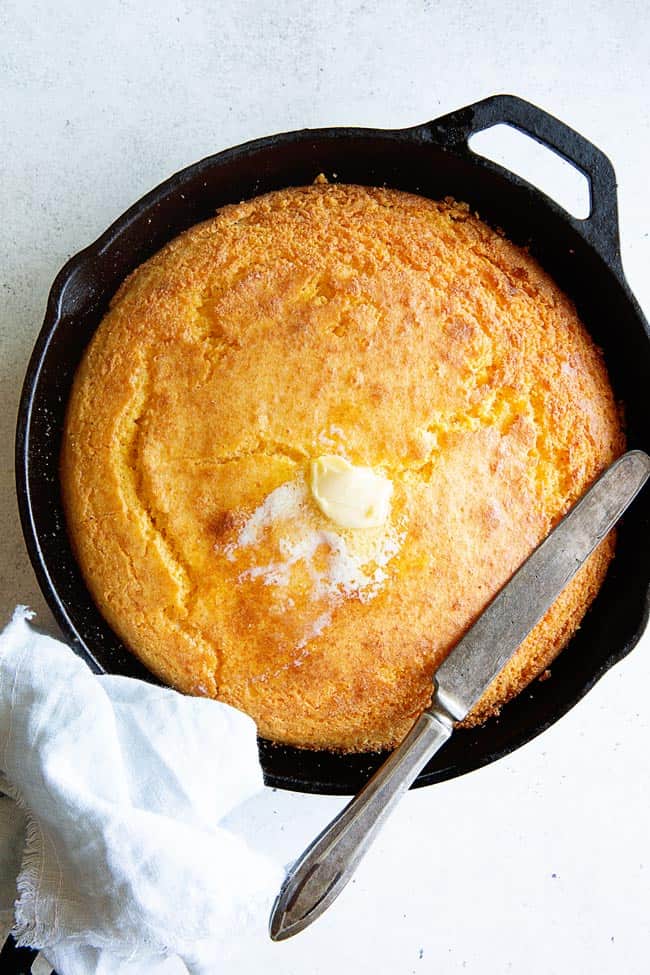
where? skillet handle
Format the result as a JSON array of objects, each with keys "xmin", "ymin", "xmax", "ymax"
[
  {"xmin": 428, "ymin": 94, "xmax": 622, "ymax": 273},
  {"xmin": 0, "ymin": 936, "xmax": 44, "ymax": 973}
]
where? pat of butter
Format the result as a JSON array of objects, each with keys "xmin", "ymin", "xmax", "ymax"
[{"xmin": 310, "ymin": 455, "xmax": 393, "ymax": 529}]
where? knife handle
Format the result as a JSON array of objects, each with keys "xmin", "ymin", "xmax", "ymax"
[{"xmin": 269, "ymin": 702, "xmax": 453, "ymax": 940}]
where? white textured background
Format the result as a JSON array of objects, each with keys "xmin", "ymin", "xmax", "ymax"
[{"xmin": 1, "ymin": 2, "xmax": 649, "ymax": 973}]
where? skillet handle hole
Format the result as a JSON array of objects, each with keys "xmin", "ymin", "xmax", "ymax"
[{"xmin": 469, "ymin": 123, "xmax": 591, "ymax": 221}]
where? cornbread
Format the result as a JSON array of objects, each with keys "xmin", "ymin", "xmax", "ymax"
[{"xmin": 61, "ymin": 182, "xmax": 624, "ymax": 752}]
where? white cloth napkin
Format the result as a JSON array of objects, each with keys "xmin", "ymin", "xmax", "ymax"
[{"xmin": 0, "ymin": 607, "xmax": 284, "ymax": 975}]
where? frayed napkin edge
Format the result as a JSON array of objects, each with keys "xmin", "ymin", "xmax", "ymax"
[
  {"xmin": 2, "ymin": 776, "xmax": 47, "ymax": 949},
  {"xmin": 0, "ymin": 608, "xmax": 42, "ymax": 947},
  {"xmin": 3, "ymin": 605, "xmax": 36, "ymax": 641},
  {"xmin": 6, "ymin": 775, "xmax": 178, "ymax": 960}
]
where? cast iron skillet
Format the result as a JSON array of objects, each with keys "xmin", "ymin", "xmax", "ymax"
[{"xmin": 15, "ymin": 94, "xmax": 650, "ymax": 795}]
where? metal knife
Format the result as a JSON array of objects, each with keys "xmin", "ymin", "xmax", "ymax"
[{"xmin": 269, "ymin": 449, "xmax": 650, "ymax": 941}]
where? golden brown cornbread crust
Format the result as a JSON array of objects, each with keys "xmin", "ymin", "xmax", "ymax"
[{"xmin": 61, "ymin": 183, "xmax": 624, "ymax": 752}]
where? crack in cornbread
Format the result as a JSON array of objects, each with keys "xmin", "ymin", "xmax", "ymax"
[
  {"xmin": 61, "ymin": 183, "xmax": 624, "ymax": 751},
  {"xmin": 110, "ymin": 356, "xmax": 220, "ymax": 692},
  {"xmin": 115, "ymin": 359, "xmax": 193, "ymax": 606}
]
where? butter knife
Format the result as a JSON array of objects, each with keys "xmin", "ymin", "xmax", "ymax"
[{"xmin": 269, "ymin": 449, "xmax": 650, "ymax": 941}]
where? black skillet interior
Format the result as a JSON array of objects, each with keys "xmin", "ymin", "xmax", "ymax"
[{"xmin": 16, "ymin": 95, "xmax": 650, "ymax": 795}]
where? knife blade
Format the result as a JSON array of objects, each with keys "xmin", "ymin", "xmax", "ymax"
[
  {"xmin": 269, "ymin": 450, "xmax": 650, "ymax": 942},
  {"xmin": 434, "ymin": 447, "xmax": 650, "ymax": 721}
]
